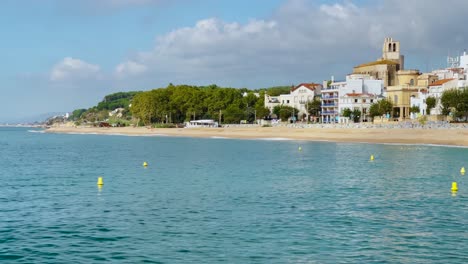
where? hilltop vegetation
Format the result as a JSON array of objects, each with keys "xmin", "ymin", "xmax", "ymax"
[{"xmin": 69, "ymin": 91, "xmax": 141, "ymax": 125}]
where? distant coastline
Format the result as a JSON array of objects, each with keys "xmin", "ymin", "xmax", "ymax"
[
  {"xmin": 0, "ymin": 124, "xmax": 45, "ymax": 128},
  {"xmin": 45, "ymin": 125, "xmax": 468, "ymax": 147}
]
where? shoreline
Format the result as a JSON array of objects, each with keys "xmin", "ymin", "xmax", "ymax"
[{"xmin": 45, "ymin": 126, "xmax": 468, "ymax": 147}]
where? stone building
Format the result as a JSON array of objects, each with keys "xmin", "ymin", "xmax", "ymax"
[{"xmin": 353, "ymin": 37, "xmax": 405, "ymax": 87}]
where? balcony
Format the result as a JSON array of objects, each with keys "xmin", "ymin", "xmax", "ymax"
[
  {"xmin": 322, "ymin": 103, "xmax": 336, "ymax": 107},
  {"xmin": 321, "ymin": 111, "xmax": 338, "ymax": 115},
  {"xmin": 321, "ymin": 96, "xmax": 338, "ymax": 100},
  {"xmin": 321, "ymin": 87, "xmax": 340, "ymax": 91}
]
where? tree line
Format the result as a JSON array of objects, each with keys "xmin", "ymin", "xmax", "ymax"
[{"xmin": 130, "ymin": 84, "xmax": 270, "ymax": 125}]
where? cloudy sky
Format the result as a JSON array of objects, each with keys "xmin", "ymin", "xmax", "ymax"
[{"xmin": 1, "ymin": 0, "xmax": 468, "ymax": 121}]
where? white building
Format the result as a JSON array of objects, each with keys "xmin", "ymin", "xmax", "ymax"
[
  {"xmin": 321, "ymin": 81, "xmax": 343, "ymax": 123},
  {"xmin": 427, "ymin": 78, "xmax": 458, "ymax": 115},
  {"xmin": 242, "ymin": 92, "xmax": 260, "ymax": 98},
  {"xmin": 460, "ymin": 51, "xmax": 468, "ymax": 70},
  {"xmin": 339, "ymin": 74, "xmax": 384, "ymax": 96},
  {"xmin": 265, "ymin": 83, "xmax": 322, "ymax": 119},
  {"xmin": 432, "ymin": 51, "xmax": 468, "ymax": 88},
  {"xmin": 339, "ymin": 93, "xmax": 382, "ymax": 122},
  {"xmin": 410, "ymin": 90, "xmax": 428, "ymax": 118},
  {"xmin": 322, "ymin": 74, "xmax": 384, "ymax": 123}
]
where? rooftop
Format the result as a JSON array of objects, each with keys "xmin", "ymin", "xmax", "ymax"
[
  {"xmin": 429, "ymin": 78, "xmax": 456, "ymax": 86},
  {"xmin": 291, "ymin": 83, "xmax": 321, "ymax": 92},
  {"xmin": 354, "ymin": 59, "xmax": 399, "ymax": 68}
]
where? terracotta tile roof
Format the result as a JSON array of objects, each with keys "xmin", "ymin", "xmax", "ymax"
[
  {"xmin": 291, "ymin": 83, "xmax": 321, "ymax": 92},
  {"xmin": 354, "ymin": 59, "xmax": 399, "ymax": 68},
  {"xmin": 429, "ymin": 78, "xmax": 455, "ymax": 86}
]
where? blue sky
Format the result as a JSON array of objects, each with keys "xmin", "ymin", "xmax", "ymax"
[{"xmin": 1, "ymin": 0, "xmax": 468, "ymax": 122}]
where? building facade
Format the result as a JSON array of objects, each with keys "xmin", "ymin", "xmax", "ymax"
[
  {"xmin": 265, "ymin": 83, "xmax": 322, "ymax": 119},
  {"xmin": 321, "ymin": 81, "xmax": 343, "ymax": 123},
  {"xmin": 339, "ymin": 93, "xmax": 381, "ymax": 122},
  {"xmin": 427, "ymin": 78, "xmax": 458, "ymax": 115},
  {"xmin": 336, "ymin": 74, "xmax": 384, "ymax": 122}
]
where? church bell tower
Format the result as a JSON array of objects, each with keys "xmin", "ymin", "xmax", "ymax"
[{"xmin": 382, "ymin": 37, "xmax": 404, "ymax": 70}]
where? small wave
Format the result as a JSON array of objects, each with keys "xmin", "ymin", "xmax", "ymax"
[
  {"xmin": 211, "ymin": 136, "xmax": 228, "ymax": 139},
  {"xmin": 379, "ymin": 142, "xmax": 468, "ymax": 149},
  {"xmin": 254, "ymin": 137, "xmax": 294, "ymax": 141},
  {"xmin": 27, "ymin": 130, "xmax": 45, "ymax": 134}
]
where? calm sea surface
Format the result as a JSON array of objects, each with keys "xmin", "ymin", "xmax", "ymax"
[{"xmin": 1, "ymin": 127, "xmax": 467, "ymax": 263}]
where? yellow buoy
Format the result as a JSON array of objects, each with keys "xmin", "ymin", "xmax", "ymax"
[
  {"xmin": 97, "ymin": 177, "xmax": 104, "ymax": 186},
  {"xmin": 298, "ymin": 147, "xmax": 302, "ymax": 151},
  {"xmin": 143, "ymin": 162, "xmax": 148, "ymax": 167},
  {"xmin": 370, "ymin": 155, "xmax": 374, "ymax": 161},
  {"xmin": 451, "ymin": 182, "xmax": 458, "ymax": 192},
  {"xmin": 461, "ymin": 167, "xmax": 466, "ymax": 175}
]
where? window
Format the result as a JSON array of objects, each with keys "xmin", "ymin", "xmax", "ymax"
[
  {"xmin": 363, "ymin": 108, "xmax": 367, "ymax": 114},
  {"xmin": 354, "ymin": 99, "xmax": 358, "ymax": 103},
  {"xmin": 410, "ymin": 79, "xmax": 414, "ymax": 86},
  {"xmin": 363, "ymin": 99, "xmax": 366, "ymax": 103},
  {"xmin": 370, "ymin": 99, "xmax": 374, "ymax": 103},
  {"xmin": 394, "ymin": 95, "xmax": 398, "ymax": 104},
  {"xmin": 287, "ymin": 100, "xmax": 290, "ymax": 104}
]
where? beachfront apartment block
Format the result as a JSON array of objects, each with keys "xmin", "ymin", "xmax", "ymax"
[
  {"xmin": 265, "ymin": 83, "xmax": 322, "ymax": 120},
  {"xmin": 337, "ymin": 74, "xmax": 384, "ymax": 123},
  {"xmin": 321, "ymin": 80, "xmax": 342, "ymax": 123}
]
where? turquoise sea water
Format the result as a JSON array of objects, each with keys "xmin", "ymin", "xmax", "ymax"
[{"xmin": 1, "ymin": 127, "xmax": 467, "ymax": 263}]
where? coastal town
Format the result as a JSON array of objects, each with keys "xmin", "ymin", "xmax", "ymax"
[
  {"xmin": 34, "ymin": 37, "xmax": 467, "ymax": 130},
  {"xmin": 265, "ymin": 37, "xmax": 468, "ymax": 124}
]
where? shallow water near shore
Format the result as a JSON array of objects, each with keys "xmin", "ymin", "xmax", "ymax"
[{"xmin": 1, "ymin": 127, "xmax": 468, "ymax": 263}]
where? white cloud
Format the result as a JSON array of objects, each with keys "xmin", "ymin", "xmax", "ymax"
[
  {"xmin": 50, "ymin": 57, "xmax": 101, "ymax": 81},
  {"xmin": 115, "ymin": 61, "xmax": 147, "ymax": 78},
  {"xmin": 71, "ymin": 0, "xmax": 468, "ymax": 88}
]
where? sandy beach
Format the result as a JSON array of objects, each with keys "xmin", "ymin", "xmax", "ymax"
[{"xmin": 45, "ymin": 125, "xmax": 468, "ymax": 147}]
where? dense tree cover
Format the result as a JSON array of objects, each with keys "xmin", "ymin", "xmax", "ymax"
[
  {"xmin": 441, "ymin": 88, "xmax": 468, "ymax": 120},
  {"xmin": 342, "ymin": 108, "xmax": 361, "ymax": 122},
  {"xmin": 306, "ymin": 97, "xmax": 322, "ymax": 117},
  {"xmin": 425, "ymin": 96, "xmax": 436, "ymax": 115},
  {"xmin": 369, "ymin": 99, "xmax": 393, "ymax": 118},
  {"xmin": 256, "ymin": 86, "xmax": 292, "ymax": 96},
  {"xmin": 272, "ymin": 105, "xmax": 299, "ymax": 121},
  {"xmin": 130, "ymin": 84, "xmax": 270, "ymax": 125},
  {"xmin": 69, "ymin": 109, "xmax": 87, "ymax": 121},
  {"xmin": 342, "ymin": 108, "xmax": 352, "ymax": 118},
  {"xmin": 96, "ymin": 91, "xmax": 141, "ymax": 111},
  {"xmin": 351, "ymin": 109, "xmax": 361, "ymax": 122},
  {"xmin": 70, "ymin": 91, "xmax": 141, "ymax": 124},
  {"xmin": 410, "ymin": 105, "xmax": 420, "ymax": 114}
]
